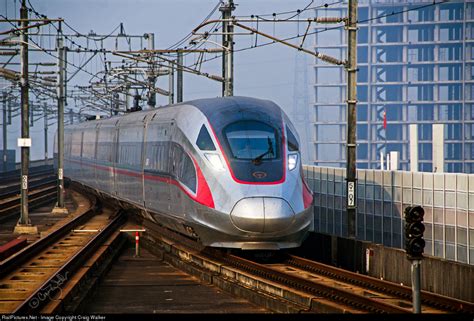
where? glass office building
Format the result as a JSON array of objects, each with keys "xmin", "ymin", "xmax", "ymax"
[{"xmin": 312, "ymin": 0, "xmax": 474, "ymax": 173}]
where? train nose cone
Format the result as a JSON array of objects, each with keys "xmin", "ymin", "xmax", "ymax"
[{"xmin": 230, "ymin": 197, "xmax": 295, "ymax": 233}]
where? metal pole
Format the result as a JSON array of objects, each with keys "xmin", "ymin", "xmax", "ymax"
[
  {"xmin": 411, "ymin": 260, "xmax": 422, "ymax": 313},
  {"xmin": 43, "ymin": 103, "xmax": 48, "ymax": 161},
  {"xmin": 177, "ymin": 51, "xmax": 183, "ymax": 103},
  {"xmin": 168, "ymin": 61, "xmax": 174, "ymax": 105},
  {"xmin": 53, "ymin": 26, "xmax": 67, "ymax": 214},
  {"xmin": 19, "ymin": 0, "xmax": 30, "ymax": 226},
  {"xmin": 346, "ymin": 0, "xmax": 358, "ymax": 238},
  {"xmin": 2, "ymin": 93, "xmax": 7, "ymax": 173},
  {"xmin": 147, "ymin": 33, "xmax": 156, "ymax": 108},
  {"xmin": 221, "ymin": 0, "xmax": 234, "ymax": 97}
]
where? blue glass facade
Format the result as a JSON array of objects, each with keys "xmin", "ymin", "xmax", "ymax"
[{"xmin": 312, "ymin": 0, "xmax": 474, "ymax": 173}]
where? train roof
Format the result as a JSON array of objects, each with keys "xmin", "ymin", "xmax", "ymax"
[{"xmin": 66, "ymin": 96, "xmax": 282, "ymax": 130}]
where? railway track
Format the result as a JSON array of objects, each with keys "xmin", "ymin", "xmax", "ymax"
[
  {"xmin": 0, "ymin": 165, "xmax": 56, "ymax": 222},
  {"xmin": 0, "ymin": 172, "xmax": 56, "ymax": 200},
  {"xmin": 140, "ymin": 219, "xmax": 474, "ymax": 314},
  {"xmin": 0, "ymin": 191, "xmax": 126, "ymax": 314},
  {"xmin": 0, "ymin": 182, "xmax": 57, "ymax": 223}
]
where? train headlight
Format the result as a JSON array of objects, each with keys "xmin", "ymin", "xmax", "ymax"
[
  {"xmin": 204, "ymin": 153, "xmax": 226, "ymax": 171},
  {"xmin": 288, "ymin": 153, "xmax": 298, "ymax": 171}
]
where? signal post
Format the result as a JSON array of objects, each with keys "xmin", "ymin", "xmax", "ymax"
[{"xmin": 404, "ymin": 205, "xmax": 426, "ymax": 314}]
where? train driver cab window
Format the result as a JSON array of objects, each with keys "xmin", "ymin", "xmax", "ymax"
[
  {"xmin": 286, "ymin": 126, "xmax": 299, "ymax": 152},
  {"xmin": 223, "ymin": 120, "xmax": 279, "ymax": 160},
  {"xmin": 196, "ymin": 125, "xmax": 216, "ymax": 151}
]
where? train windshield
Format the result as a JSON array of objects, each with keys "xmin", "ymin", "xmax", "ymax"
[{"xmin": 223, "ymin": 120, "xmax": 278, "ymax": 160}]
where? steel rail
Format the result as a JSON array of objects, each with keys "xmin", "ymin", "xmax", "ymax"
[
  {"xmin": 286, "ymin": 254, "xmax": 474, "ymax": 313},
  {"xmin": 13, "ymin": 210, "xmax": 125, "ymax": 314}
]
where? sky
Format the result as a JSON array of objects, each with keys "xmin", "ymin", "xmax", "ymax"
[{"xmin": 1, "ymin": 0, "xmax": 315, "ymax": 161}]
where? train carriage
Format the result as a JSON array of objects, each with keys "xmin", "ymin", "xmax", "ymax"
[{"xmin": 58, "ymin": 96, "xmax": 313, "ymax": 250}]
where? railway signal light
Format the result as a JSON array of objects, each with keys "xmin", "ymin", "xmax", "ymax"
[{"xmin": 404, "ymin": 206, "xmax": 425, "ymax": 260}]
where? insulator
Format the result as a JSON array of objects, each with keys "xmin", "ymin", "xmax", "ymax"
[
  {"xmin": 316, "ymin": 17, "xmax": 345, "ymax": 24},
  {"xmin": 316, "ymin": 53, "xmax": 344, "ymax": 66}
]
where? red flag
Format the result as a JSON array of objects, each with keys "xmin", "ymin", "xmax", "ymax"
[{"xmin": 383, "ymin": 111, "xmax": 387, "ymax": 129}]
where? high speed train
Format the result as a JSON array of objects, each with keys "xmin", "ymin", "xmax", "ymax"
[{"xmin": 60, "ymin": 96, "xmax": 313, "ymax": 250}]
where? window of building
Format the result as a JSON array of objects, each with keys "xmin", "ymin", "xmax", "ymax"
[
  {"xmin": 358, "ymin": 46, "xmax": 368, "ymax": 63},
  {"xmin": 358, "ymin": 7, "xmax": 369, "ymax": 22},
  {"xmin": 446, "ymin": 163, "xmax": 462, "ymax": 173},
  {"xmin": 358, "ymin": 85, "xmax": 368, "ymax": 102},
  {"xmin": 317, "ymin": 87, "xmax": 341, "ymax": 103},
  {"xmin": 357, "ymin": 143, "xmax": 368, "ymax": 160},
  {"xmin": 464, "ymin": 143, "xmax": 474, "ymax": 159},
  {"xmin": 464, "ymin": 104, "xmax": 474, "ymax": 120},
  {"xmin": 374, "ymin": 85, "xmax": 402, "ymax": 102},
  {"xmin": 466, "ymin": 124, "xmax": 474, "ymax": 141},
  {"xmin": 357, "ymin": 105, "xmax": 368, "ymax": 121},
  {"xmin": 357, "ymin": 124, "xmax": 368, "ymax": 140},
  {"xmin": 358, "ymin": 27, "xmax": 368, "ymax": 44},
  {"xmin": 317, "ymin": 125, "xmax": 341, "ymax": 141},
  {"xmin": 439, "ymin": 84, "xmax": 462, "ymax": 101},
  {"xmin": 408, "ymin": 46, "xmax": 434, "ymax": 62},
  {"xmin": 468, "ymin": 84, "xmax": 474, "ymax": 100},
  {"xmin": 386, "ymin": 125, "xmax": 404, "ymax": 140},
  {"xmin": 317, "ymin": 67, "xmax": 341, "ymax": 84},
  {"xmin": 375, "ymin": 26, "xmax": 403, "ymax": 43},
  {"xmin": 468, "ymin": 3, "xmax": 474, "ymax": 20},
  {"xmin": 466, "ymin": 23, "xmax": 474, "ymax": 41},
  {"xmin": 439, "ymin": 104, "xmax": 462, "ymax": 121},
  {"xmin": 418, "ymin": 124, "xmax": 432, "ymax": 141},
  {"xmin": 317, "ymin": 143, "xmax": 341, "ymax": 161},
  {"xmin": 439, "ymin": 64, "xmax": 462, "ymax": 81},
  {"xmin": 375, "ymin": 46, "xmax": 403, "ymax": 62},
  {"xmin": 376, "ymin": 7, "xmax": 403, "ymax": 23},
  {"xmin": 408, "ymin": 85, "xmax": 433, "ymax": 101},
  {"xmin": 439, "ymin": 3, "xmax": 463, "ymax": 21},
  {"xmin": 408, "ymin": 6, "xmax": 434, "ymax": 22},
  {"xmin": 374, "ymin": 65, "xmax": 402, "ymax": 82},
  {"xmin": 445, "ymin": 144, "xmax": 462, "ymax": 160},
  {"xmin": 445, "ymin": 124, "xmax": 462, "ymax": 140},
  {"xmin": 316, "ymin": 105, "xmax": 344, "ymax": 122},
  {"xmin": 317, "ymin": 29, "xmax": 341, "ymax": 46},
  {"xmin": 419, "ymin": 162, "xmax": 432, "ymax": 172},
  {"xmin": 386, "ymin": 143, "xmax": 404, "ymax": 158},
  {"xmin": 386, "ymin": 104, "xmax": 403, "ymax": 121},
  {"xmin": 407, "ymin": 66, "xmax": 434, "ymax": 82},
  {"xmin": 357, "ymin": 66, "xmax": 368, "ymax": 83},
  {"xmin": 439, "ymin": 24, "xmax": 463, "ymax": 41},
  {"xmin": 439, "ymin": 44, "xmax": 462, "ymax": 61},
  {"xmin": 408, "ymin": 26, "xmax": 434, "ymax": 42},
  {"xmin": 418, "ymin": 143, "xmax": 432, "ymax": 161},
  {"xmin": 417, "ymin": 105, "xmax": 434, "ymax": 121}
]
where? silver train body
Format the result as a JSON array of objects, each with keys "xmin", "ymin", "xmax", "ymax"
[{"xmin": 61, "ymin": 96, "xmax": 313, "ymax": 250}]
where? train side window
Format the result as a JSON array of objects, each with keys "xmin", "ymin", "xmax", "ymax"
[
  {"xmin": 286, "ymin": 126, "xmax": 299, "ymax": 152},
  {"xmin": 196, "ymin": 125, "xmax": 216, "ymax": 151},
  {"xmin": 171, "ymin": 143, "xmax": 196, "ymax": 193}
]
